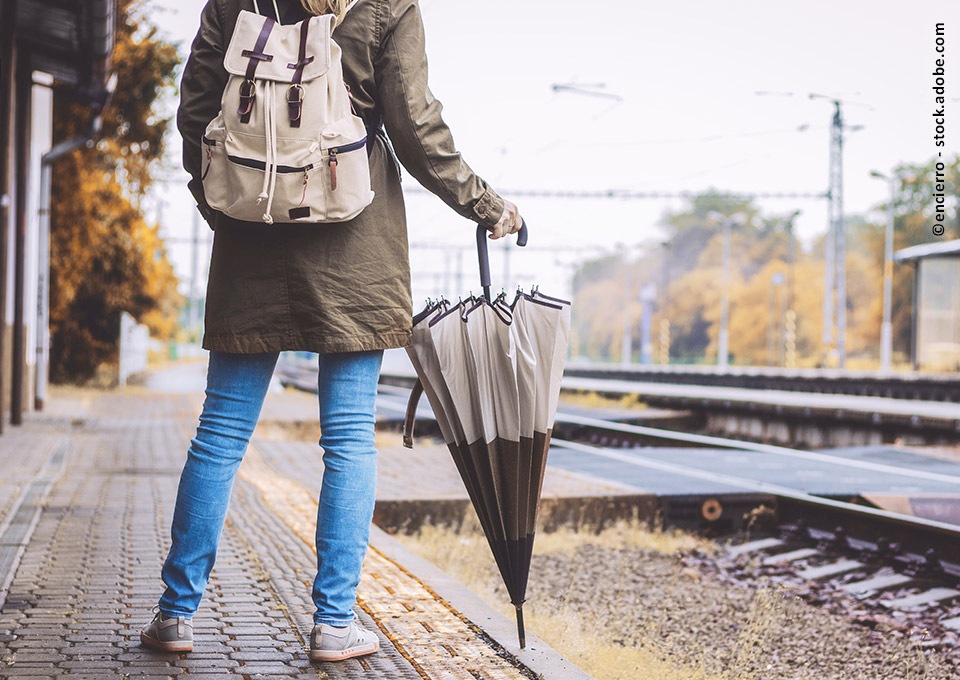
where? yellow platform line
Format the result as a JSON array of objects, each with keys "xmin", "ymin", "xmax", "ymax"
[{"xmin": 236, "ymin": 441, "xmax": 530, "ymax": 680}]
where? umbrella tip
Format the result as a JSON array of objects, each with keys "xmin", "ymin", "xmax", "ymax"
[{"xmin": 516, "ymin": 603, "xmax": 525, "ymax": 649}]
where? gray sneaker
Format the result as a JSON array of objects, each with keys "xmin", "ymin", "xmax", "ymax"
[
  {"xmin": 309, "ymin": 620, "xmax": 380, "ymax": 661},
  {"xmin": 139, "ymin": 605, "xmax": 194, "ymax": 652}
]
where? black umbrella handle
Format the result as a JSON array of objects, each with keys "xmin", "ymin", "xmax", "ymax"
[{"xmin": 476, "ymin": 218, "xmax": 529, "ymax": 302}]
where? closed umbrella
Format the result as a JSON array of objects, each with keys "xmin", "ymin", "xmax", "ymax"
[{"xmin": 403, "ymin": 223, "xmax": 570, "ymax": 648}]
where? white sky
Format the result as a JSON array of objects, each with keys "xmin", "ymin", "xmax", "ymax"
[{"xmin": 146, "ymin": 0, "xmax": 960, "ymax": 307}]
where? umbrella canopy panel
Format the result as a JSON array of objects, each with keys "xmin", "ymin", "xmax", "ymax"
[{"xmin": 406, "ymin": 291, "xmax": 571, "ymax": 612}]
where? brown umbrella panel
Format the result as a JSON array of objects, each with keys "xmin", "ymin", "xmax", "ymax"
[{"xmin": 404, "ymin": 291, "xmax": 571, "ymax": 647}]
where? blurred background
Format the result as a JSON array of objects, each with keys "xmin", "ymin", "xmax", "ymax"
[{"xmin": 1, "ymin": 0, "xmax": 958, "ymax": 413}]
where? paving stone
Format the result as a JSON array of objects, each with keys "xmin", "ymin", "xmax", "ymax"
[
  {"xmin": 230, "ymin": 663, "xmax": 299, "ymax": 675},
  {"xmin": 4, "ymin": 652, "xmax": 66, "ymax": 662},
  {"xmin": 64, "ymin": 634, "xmax": 117, "ymax": 643},
  {"xmin": 0, "ymin": 389, "xmax": 535, "ymax": 680},
  {"xmin": 119, "ymin": 665, "xmax": 185, "ymax": 675},
  {"xmin": 230, "ymin": 650, "xmax": 295, "ymax": 661},
  {"xmin": 183, "ymin": 652, "xmax": 232, "ymax": 660},
  {"xmin": 0, "ymin": 667, "xmax": 64, "ymax": 676},
  {"xmin": 60, "ymin": 645, "xmax": 122, "ymax": 656},
  {"xmin": 179, "ymin": 657, "xmax": 241, "ymax": 669},
  {"xmin": 225, "ymin": 637, "xmax": 286, "ymax": 649},
  {"xmin": 58, "ymin": 660, "xmax": 124, "ymax": 669}
]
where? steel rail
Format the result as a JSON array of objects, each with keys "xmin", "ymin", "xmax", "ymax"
[
  {"xmin": 557, "ymin": 411, "xmax": 960, "ymax": 487},
  {"xmin": 296, "ymin": 374, "xmax": 960, "ymax": 490},
  {"xmin": 549, "ymin": 438, "xmax": 960, "ymax": 537},
  {"xmin": 377, "ymin": 378, "xmax": 960, "ymax": 488}
]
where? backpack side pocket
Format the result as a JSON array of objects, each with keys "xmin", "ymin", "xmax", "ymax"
[
  {"xmin": 319, "ymin": 114, "xmax": 375, "ymax": 222},
  {"xmin": 201, "ymin": 118, "xmax": 230, "ymax": 214}
]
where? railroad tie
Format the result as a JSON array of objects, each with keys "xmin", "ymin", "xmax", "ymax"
[
  {"xmin": 837, "ymin": 573, "xmax": 913, "ymax": 595},
  {"xmin": 762, "ymin": 547, "xmax": 820, "ymax": 565},
  {"xmin": 726, "ymin": 537, "xmax": 784, "ymax": 558},
  {"xmin": 882, "ymin": 587, "xmax": 960, "ymax": 610},
  {"xmin": 796, "ymin": 559, "xmax": 864, "ymax": 581}
]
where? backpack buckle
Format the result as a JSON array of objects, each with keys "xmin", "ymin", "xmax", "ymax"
[
  {"xmin": 237, "ymin": 79, "xmax": 258, "ymax": 121},
  {"xmin": 287, "ymin": 85, "xmax": 304, "ymax": 127}
]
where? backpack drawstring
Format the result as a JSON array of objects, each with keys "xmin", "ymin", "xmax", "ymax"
[
  {"xmin": 251, "ymin": 0, "xmax": 282, "ymax": 224},
  {"xmin": 257, "ymin": 80, "xmax": 279, "ymax": 224}
]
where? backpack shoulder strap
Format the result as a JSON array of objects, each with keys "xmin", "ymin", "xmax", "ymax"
[{"xmin": 251, "ymin": 0, "xmax": 282, "ymax": 18}]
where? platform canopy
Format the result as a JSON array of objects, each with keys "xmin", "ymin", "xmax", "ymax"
[
  {"xmin": 894, "ymin": 239, "xmax": 960, "ymax": 262},
  {"xmin": 894, "ymin": 239, "xmax": 960, "ymax": 371}
]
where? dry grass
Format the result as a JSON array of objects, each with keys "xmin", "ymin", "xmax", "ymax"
[
  {"xmin": 397, "ymin": 515, "xmax": 729, "ymax": 680},
  {"xmin": 532, "ymin": 518, "xmax": 716, "ymax": 558},
  {"xmin": 395, "ymin": 514, "xmax": 941, "ymax": 680}
]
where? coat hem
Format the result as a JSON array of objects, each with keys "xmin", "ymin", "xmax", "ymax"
[{"xmin": 201, "ymin": 330, "xmax": 413, "ymax": 354}]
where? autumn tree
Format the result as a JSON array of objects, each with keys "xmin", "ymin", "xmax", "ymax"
[
  {"xmin": 50, "ymin": 0, "xmax": 182, "ymax": 382},
  {"xmin": 570, "ymin": 159, "xmax": 958, "ymax": 367}
]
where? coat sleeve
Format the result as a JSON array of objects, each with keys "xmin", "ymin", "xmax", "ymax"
[
  {"xmin": 177, "ymin": 0, "xmax": 228, "ymax": 228},
  {"xmin": 373, "ymin": 0, "xmax": 505, "ymax": 228}
]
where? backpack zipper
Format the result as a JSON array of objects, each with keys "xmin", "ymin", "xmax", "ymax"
[
  {"xmin": 226, "ymin": 155, "xmax": 314, "ymax": 173},
  {"xmin": 219, "ymin": 135, "xmax": 367, "ymax": 194},
  {"xmin": 326, "ymin": 137, "xmax": 367, "ymax": 192}
]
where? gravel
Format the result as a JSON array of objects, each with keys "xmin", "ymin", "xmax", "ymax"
[{"xmin": 471, "ymin": 542, "xmax": 959, "ymax": 679}]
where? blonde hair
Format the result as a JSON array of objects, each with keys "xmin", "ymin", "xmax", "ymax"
[{"xmin": 300, "ymin": 0, "xmax": 351, "ymax": 23}]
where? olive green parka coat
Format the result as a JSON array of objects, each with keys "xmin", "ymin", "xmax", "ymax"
[{"xmin": 178, "ymin": 0, "xmax": 505, "ymax": 354}]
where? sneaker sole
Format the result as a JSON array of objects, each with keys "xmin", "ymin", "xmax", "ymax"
[
  {"xmin": 139, "ymin": 631, "xmax": 194, "ymax": 652},
  {"xmin": 308, "ymin": 640, "xmax": 379, "ymax": 661}
]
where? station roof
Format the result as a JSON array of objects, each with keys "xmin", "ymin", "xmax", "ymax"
[
  {"xmin": 14, "ymin": 0, "xmax": 116, "ymax": 96},
  {"xmin": 893, "ymin": 239, "xmax": 960, "ymax": 263}
]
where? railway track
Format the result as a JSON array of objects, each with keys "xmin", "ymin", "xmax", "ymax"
[
  {"xmin": 564, "ymin": 364, "xmax": 960, "ymax": 402},
  {"xmin": 277, "ymin": 364, "xmax": 960, "ymax": 652},
  {"xmin": 709, "ymin": 520, "xmax": 960, "ymax": 653}
]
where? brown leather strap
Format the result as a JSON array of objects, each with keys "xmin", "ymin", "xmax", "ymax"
[
  {"xmin": 328, "ymin": 153, "xmax": 338, "ymax": 191},
  {"xmin": 238, "ymin": 17, "xmax": 276, "ymax": 123},
  {"xmin": 287, "ymin": 85, "xmax": 303, "ymax": 127},
  {"xmin": 287, "ymin": 19, "xmax": 314, "ymax": 85},
  {"xmin": 402, "ymin": 378, "xmax": 425, "ymax": 449},
  {"xmin": 286, "ymin": 18, "xmax": 314, "ymax": 127}
]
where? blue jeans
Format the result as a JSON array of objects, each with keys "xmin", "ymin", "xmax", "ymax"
[{"xmin": 158, "ymin": 349, "xmax": 383, "ymax": 626}]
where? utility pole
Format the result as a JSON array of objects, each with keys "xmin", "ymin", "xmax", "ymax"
[
  {"xmin": 785, "ymin": 210, "xmax": 800, "ymax": 369},
  {"xmin": 719, "ymin": 218, "xmax": 731, "ymax": 368},
  {"xmin": 620, "ymin": 263, "xmax": 633, "ymax": 366},
  {"xmin": 831, "ymin": 101, "xmax": 847, "ymax": 367},
  {"xmin": 659, "ymin": 241, "xmax": 671, "ymax": 365},
  {"xmin": 640, "ymin": 283, "xmax": 656, "ymax": 365},
  {"xmin": 870, "ymin": 169, "xmax": 900, "ymax": 372},
  {"xmin": 708, "ymin": 211, "xmax": 746, "ymax": 368},
  {"xmin": 768, "ymin": 273, "xmax": 785, "ymax": 366},
  {"xmin": 812, "ymin": 96, "xmax": 854, "ymax": 368}
]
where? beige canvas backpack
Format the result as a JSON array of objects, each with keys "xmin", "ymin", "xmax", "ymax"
[{"xmin": 201, "ymin": 0, "xmax": 374, "ymax": 225}]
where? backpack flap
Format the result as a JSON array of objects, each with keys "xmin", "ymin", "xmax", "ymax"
[{"xmin": 223, "ymin": 10, "xmax": 332, "ymax": 83}]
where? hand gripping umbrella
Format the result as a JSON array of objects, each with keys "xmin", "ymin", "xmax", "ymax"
[{"xmin": 403, "ymin": 221, "xmax": 571, "ymax": 648}]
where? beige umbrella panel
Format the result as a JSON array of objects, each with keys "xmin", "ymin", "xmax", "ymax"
[{"xmin": 402, "ymin": 222, "xmax": 571, "ymax": 648}]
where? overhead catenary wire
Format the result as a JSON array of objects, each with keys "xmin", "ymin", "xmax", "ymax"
[{"xmin": 402, "ymin": 187, "xmax": 829, "ymax": 200}]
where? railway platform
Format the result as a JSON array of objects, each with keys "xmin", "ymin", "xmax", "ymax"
[
  {"xmin": 370, "ymin": 349, "xmax": 960, "ymax": 447},
  {"xmin": 0, "ymin": 362, "xmax": 594, "ymax": 680}
]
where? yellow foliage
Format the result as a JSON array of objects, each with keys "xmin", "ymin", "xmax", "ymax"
[{"xmin": 49, "ymin": 0, "xmax": 183, "ymax": 382}]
